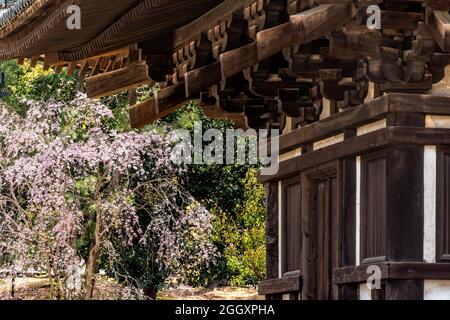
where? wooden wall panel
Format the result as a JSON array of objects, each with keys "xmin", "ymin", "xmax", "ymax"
[
  {"xmin": 437, "ymin": 147, "xmax": 450, "ymax": 262},
  {"xmin": 340, "ymin": 155, "xmax": 358, "ymax": 299},
  {"xmin": 361, "ymin": 151, "xmax": 387, "ymax": 263},
  {"xmin": 301, "ymin": 163, "xmax": 339, "ymax": 300},
  {"xmin": 387, "ymin": 145, "xmax": 424, "ymax": 261},
  {"xmin": 282, "ymin": 178, "xmax": 302, "ymax": 274},
  {"xmin": 265, "ymin": 182, "xmax": 279, "ymax": 280},
  {"xmin": 385, "ymin": 279, "xmax": 424, "ymax": 300}
]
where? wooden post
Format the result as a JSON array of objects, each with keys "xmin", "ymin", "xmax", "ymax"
[
  {"xmin": 385, "ymin": 113, "xmax": 425, "ymax": 299},
  {"xmin": 339, "ymin": 128, "xmax": 358, "ymax": 300},
  {"xmin": 265, "ymin": 182, "xmax": 280, "ymax": 300}
]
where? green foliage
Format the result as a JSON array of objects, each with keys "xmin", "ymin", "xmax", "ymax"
[
  {"xmin": 100, "ymin": 92, "xmax": 132, "ymax": 132},
  {"xmin": 1, "ymin": 60, "xmax": 77, "ymax": 113},
  {"xmin": 225, "ymin": 169, "xmax": 266, "ymax": 285},
  {"xmin": 163, "ymin": 103, "xmax": 266, "ymax": 286},
  {"xmin": 1, "ymin": 60, "xmax": 267, "ymax": 289}
]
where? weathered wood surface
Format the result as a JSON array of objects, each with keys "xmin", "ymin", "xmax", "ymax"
[
  {"xmin": 277, "ymin": 94, "xmax": 450, "ymax": 155},
  {"xmin": 6, "ymin": 1, "xmax": 450, "ymax": 129},
  {"xmin": 265, "ymin": 182, "xmax": 279, "ymax": 281},
  {"xmin": 129, "ymin": 83, "xmax": 187, "ymax": 128},
  {"xmin": 86, "ymin": 61, "xmax": 152, "ymax": 98},
  {"xmin": 258, "ymin": 272, "xmax": 302, "ymax": 296},
  {"xmin": 334, "ymin": 262, "xmax": 450, "ymax": 285},
  {"xmin": 260, "ymin": 126, "xmax": 450, "ymax": 183}
]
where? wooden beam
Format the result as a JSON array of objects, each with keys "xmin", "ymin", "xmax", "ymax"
[
  {"xmin": 222, "ymin": 3, "xmax": 353, "ymax": 78},
  {"xmin": 173, "ymin": 0, "xmax": 251, "ymax": 48},
  {"xmin": 259, "ymin": 126, "xmax": 450, "ymax": 183},
  {"xmin": 278, "ymin": 95, "xmax": 389, "ymax": 154},
  {"xmin": 334, "ymin": 262, "xmax": 450, "ymax": 285},
  {"xmin": 185, "ymin": 62, "xmax": 221, "ymax": 97},
  {"xmin": 427, "ymin": 10, "xmax": 450, "ymax": 52},
  {"xmin": 86, "ymin": 61, "xmax": 152, "ymax": 99},
  {"xmin": 277, "ymin": 93, "xmax": 450, "ymax": 155},
  {"xmin": 129, "ymin": 83, "xmax": 187, "ymax": 128},
  {"xmin": 258, "ymin": 273, "xmax": 302, "ymax": 296},
  {"xmin": 188, "ymin": 3, "xmax": 354, "ymax": 96}
]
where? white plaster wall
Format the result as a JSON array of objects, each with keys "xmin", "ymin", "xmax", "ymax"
[
  {"xmin": 357, "ymin": 119, "xmax": 387, "ymax": 136},
  {"xmin": 424, "ymin": 280, "xmax": 450, "ymax": 300},
  {"xmin": 425, "ymin": 115, "xmax": 450, "ymax": 129},
  {"xmin": 283, "ymin": 117, "xmax": 293, "ymax": 135},
  {"xmin": 359, "ymin": 284, "xmax": 372, "ymax": 300},
  {"xmin": 320, "ymin": 98, "xmax": 331, "ymax": 120},
  {"xmin": 364, "ymin": 82, "xmax": 377, "ymax": 103},
  {"xmin": 424, "ymin": 146, "xmax": 437, "ymax": 263},
  {"xmin": 312, "ymin": 134, "xmax": 344, "ymax": 151},
  {"xmin": 356, "ymin": 156, "xmax": 361, "ymax": 266},
  {"xmin": 278, "ymin": 148, "xmax": 302, "ymax": 163},
  {"xmin": 429, "ymin": 65, "xmax": 450, "ymax": 97}
]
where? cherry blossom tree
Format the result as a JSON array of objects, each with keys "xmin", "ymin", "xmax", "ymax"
[{"xmin": 0, "ymin": 94, "xmax": 216, "ymax": 299}]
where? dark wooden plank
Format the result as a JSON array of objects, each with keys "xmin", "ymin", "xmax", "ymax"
[
  {"xmin": 260, "ymin": 128, "xmax": 392, "ymax": 183},
  {"xmin": 381, "ymin": 10, "xmax": 423, "ymax": 30},
  {"xmin": 386, "ymin": 113, "xmax": 425, "ymax": 262},
  {"xmin": 282, "ymin": 178, "xmax": 302, "ymax": 273},
  {"xmin": 389, "ymin": 262, "xmax": 450, "ymax": 279},
  {"xmin": 334, "ymin": 262, "xmax": 450, "ymax": 285},
  {"xmin": 389, "ymin": 127, "xmax": 450, "ymax": 145},
  {"xmin": 389, "ymin": 93, "xmax": 450, "ymax": 114},
  {"xmin": 278, "ymin": 93, "xmax": 450, "ymax": 156},
  {"xmin": 339, "ymin": 130, "xmax": 358, "ymax": 300},
  {"xmin": 257, "ymin": 22, "xmax": 292, "ymax": 61},
  {"xmin": 185, "ymin": 62, "xmax": 221, "ymax": 97},
  {"xmin": 265, "ymin": 182, "xmax": 279, "ymax": 280},
  {"xmin": 385, "ymin": 280, "xmax": 424, "ymax": 300},
  {"xmin": 333, "ymin": 264, "xmax": 390, "ymax": 285},
  {"xmin": 258, "ymin": 274, "xmax": 302, "ymax": 296},
  {"xmin": 220, "ymin": 3, "xmax": 353, "ymax": 80},
  {"xmin": 436, "ymin": 146, "xmax": 450, "ymax": 262},
  {"xmin": 260, "ymin": 127, "xmax": 450, "ymax": 183},
  {"xmin": 220, "ymin": 42, "xmax": 258, "ymax": 80},
  {"xmin": 278, "ymin": 95, "xmax": 390, "ymax": 154},
  {"xmin": 290, "ymin": 3, "xmax": 352, "ymax": 44},
  {"xmin": 361, "ymin": 151, "xmax": 388, "ymax": 263}
]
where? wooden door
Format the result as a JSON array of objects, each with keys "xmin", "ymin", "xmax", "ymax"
[{"xmin": 302, "ymin": 165, "xmax": 339, "ymax": 300}]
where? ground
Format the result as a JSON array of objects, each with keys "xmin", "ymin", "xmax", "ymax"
[{"xmin": 0, "ymin": 277, "xmax": 261, "ymax": 300}]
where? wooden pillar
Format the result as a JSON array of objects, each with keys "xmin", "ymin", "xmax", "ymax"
[
  {"xmin": 265, "ymin": 182, "xmax": 279, "ymax": 280},
  {"xmin": 340, "ymin": 128, "xmax": 358, "ymax": 299},
  {"xmin": 265, "ymin": 182, "xmax": 281, "ymax": 300},
  {"xmin": 385, "ymin": 280, "xmax": 424, "ymax": 300},
  {"xmin": 385, "ymin": 113, "xmax": 425, "ymax": 299}
]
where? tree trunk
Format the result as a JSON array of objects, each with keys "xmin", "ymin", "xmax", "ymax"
[
  {"xmin": 85, "ymin": 211, "xmax": 103, "ymax": 299},
  {"xmin": 144, "ymin": 284, "xmax": 158, "ymax": 300}
]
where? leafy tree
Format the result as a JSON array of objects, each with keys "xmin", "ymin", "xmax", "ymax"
[
  {"xmin": 0, "ymin": 96, "xmax": 216, "ymax": 299},
  {"xmin": 0, "ymin": 60, "xmax": 267, "ymax": 294},
  {"xmin": 162, "ymin": 103, "xmax": 266, "ymax": 286},
  {"xmin": 1, "ymin": 60, "xmax": 77, "ymax": 114}
]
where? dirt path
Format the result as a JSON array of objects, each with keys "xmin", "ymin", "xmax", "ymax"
[{"xmin": 0, "ymin": 277, "xmax": 260, "ymax": 300}]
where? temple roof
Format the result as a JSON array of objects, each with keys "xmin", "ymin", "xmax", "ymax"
[
  {"xmin": 0, "ymin": 1, "xmax": 31, "ymax": 29},
  {"xmin": 4, "ymin": 0, "xmax": 450, "ymax": 132},
  {"xmin": 0, "ymin": 0, "xmax": 222, "ymax": 61}
]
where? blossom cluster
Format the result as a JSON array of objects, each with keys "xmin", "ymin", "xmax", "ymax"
[{"xmin": 0, "ymin": 94, "xmax": 216, "ymax": 298}]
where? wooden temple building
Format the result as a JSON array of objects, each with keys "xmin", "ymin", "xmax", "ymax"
[{"xmin": 2, "ymin": 0, "xmax": 450, "ymax": 300}]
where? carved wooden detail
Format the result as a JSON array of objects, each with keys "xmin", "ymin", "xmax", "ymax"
[{"xmin": 5, "ymin": 0, "xmax": 450, "ymax": 129}]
